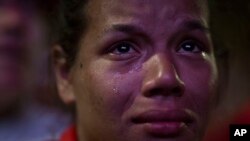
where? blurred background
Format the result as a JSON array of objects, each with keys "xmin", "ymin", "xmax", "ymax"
[
  {"xmin": 0, "ymin": 1, "xmax": 71, "ymax": 141},
  {"xmin": 208, "ymin": 0, "xmax": 250, "ymax": 123},
  {"xmin": 204, "ymin": 0, "xmax": 250, "ymax": 140}
]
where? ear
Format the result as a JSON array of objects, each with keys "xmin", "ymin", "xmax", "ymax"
[{"xmin": 52, "ymin": 45, "xmax": 75, "ymax": 105}]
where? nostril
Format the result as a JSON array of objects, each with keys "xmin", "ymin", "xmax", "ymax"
[
  {"xmin": 146, "ymin": 86, "xmax": 183, "ymax": 97},
  {"xmin": 149, "ymin": 88, "xmax": 163, "ymax": 96}
]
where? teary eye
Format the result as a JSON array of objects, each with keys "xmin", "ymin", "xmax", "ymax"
[
  {"xmin": 110, "ymin": 42, "xmax": 137, "ymax": 55},
  {"xmin": 106, "ymin": 41, "xmax": 140, "ymax": 60},
  {"xmin": 178, "ymin": 40, "xmax": 202, "ymax": 53},
  {"xmin": 115, "ymin": 43, "xmax": 132, "ymax": 53}
]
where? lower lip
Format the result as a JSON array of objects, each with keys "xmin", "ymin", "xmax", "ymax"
[{"xmin": 143, "ymin": 122, "xmax": 185, "ymax": 137}]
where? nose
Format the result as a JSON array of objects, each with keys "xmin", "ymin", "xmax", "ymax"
[{"xmin": 141, "ymin": 53, "xmax": 185, "ymax": 98}]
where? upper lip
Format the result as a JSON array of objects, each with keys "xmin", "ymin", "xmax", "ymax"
[{"xmin": 131, "ymin": 109, "xmax": 194, "ymax": 124}]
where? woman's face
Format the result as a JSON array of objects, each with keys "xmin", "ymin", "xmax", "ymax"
[{"xmin": 57, "ymin": 0, "xmax": 218, "ymax": 141}]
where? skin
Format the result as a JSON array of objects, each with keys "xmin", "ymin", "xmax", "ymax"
[{"xmin": 56, "ymin": 0, "xmax": 218, "ymax": 141}]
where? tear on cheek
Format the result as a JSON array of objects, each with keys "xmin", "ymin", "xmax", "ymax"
[
  {"xmin": 127, "ymin": 64, "xmax": 142, "ymax": 74},
  {"xmin": 111, "ymin": 73, "xmax": 123, "ymax": 95},
  {"xmin": 201, "ymin": 52, "xmax": 211, "ymax": 60}
]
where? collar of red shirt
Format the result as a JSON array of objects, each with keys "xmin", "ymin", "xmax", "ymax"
[{"xmin": 60, "ymin": 125, "xmax": 77, "ymax": 141}]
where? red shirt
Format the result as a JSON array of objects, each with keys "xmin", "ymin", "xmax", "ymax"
[
  {"xmin": 203, "ymin": 103, "xmax": 250, "ymax": 141},
  {"xmin": 60, "ymin": 125, "xmax": 77, "ymax": 141}
]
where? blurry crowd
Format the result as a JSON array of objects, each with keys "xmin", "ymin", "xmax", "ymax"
[
  {"xmin": 0, "ymin": 1, "xmax": 70, "ymax": 141},
  {"xmin": 0, "ymin": 0, "xmax": 249, "ymax": 141}
]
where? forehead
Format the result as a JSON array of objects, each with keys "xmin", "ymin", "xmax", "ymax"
[
  {"xmin": 86, "ymin": 0, "xmax": 208, "ymax": 22},
  {"xmin": 80, "ymin": 0, "xmax": 209, "ymax": 44},
  {"xmin": 83, "ymin": 0, "xmax": 209, "ymax": 38}
]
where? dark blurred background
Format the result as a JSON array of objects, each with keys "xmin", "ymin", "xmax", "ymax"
[{"xmin": 209, "ymin": 0, "xmax": 250, "ymax": 121}]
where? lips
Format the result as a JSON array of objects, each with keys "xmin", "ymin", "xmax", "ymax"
[{"xmin": 131, "ymin": 109, "xmax": 195, "ymax": 137}]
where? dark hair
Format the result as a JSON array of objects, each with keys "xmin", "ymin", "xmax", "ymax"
[{"xmin": 55, "ymin": 0, "xmax": 89, "ymax": 68}]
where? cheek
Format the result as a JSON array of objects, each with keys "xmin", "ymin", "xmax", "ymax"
[
  {"xmin": 75, "ymin": 61, "xmax": 143, "ymax": 118},
  {"xmin": 177, "ymin": 58, "xmax": 218, "ymax": 115}
]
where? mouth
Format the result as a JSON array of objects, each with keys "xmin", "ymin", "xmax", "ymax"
[{"xmin": 131, "ymin": 109, "xmax": 195, "ymax": 137}]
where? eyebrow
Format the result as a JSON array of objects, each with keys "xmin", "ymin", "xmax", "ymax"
[
  {"xmin": 101, "ymin": 20, "xmax": 209, "ymax": 42},
  {"xmin": 105, "ymin": 19, "xmax": 209, "ymax": 32},
  {"xmin": 111, "ymin": 24, "xmax": 145, "ymax": 34},
  {"xmin": 103, "ymin": 24, "xmax": 149, "ymax": 37},
  {"xmin": 101, "ymin": 24, "xmax": 152, "ymax": 44},
  {"xmin": 183, "ymin": 20, "xmax": 210, "ymax": 33}
]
